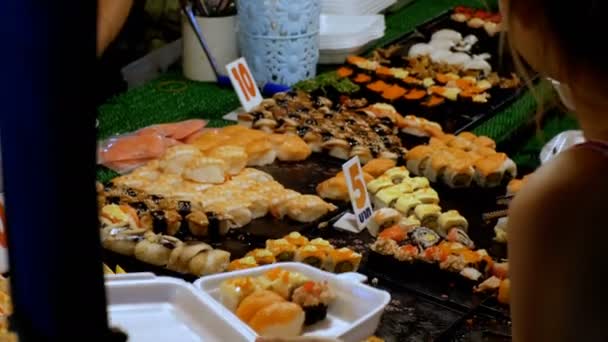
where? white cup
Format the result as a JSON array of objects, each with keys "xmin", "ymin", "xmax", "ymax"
[{"xmin": 182, "ymin": 15, "xmax": 239, "ymax": 82}]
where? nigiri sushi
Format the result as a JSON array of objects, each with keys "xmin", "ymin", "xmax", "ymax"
[
  {"xmin": 362, "ymin": 158, "xmax": 397, "ymax": 178},
  {"xmin": 220, "ymin": 277, "xmax": 261, "ymax": 312}
]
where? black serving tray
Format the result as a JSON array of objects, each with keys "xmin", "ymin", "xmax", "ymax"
[{"xmin": 335, "ymin": 8, "xmax": 536, "ymax": 135}]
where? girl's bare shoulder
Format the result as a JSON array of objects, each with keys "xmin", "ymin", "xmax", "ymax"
[{"xmin": 510, "ymin": 147, "xmax": 608, "ymax": 232}]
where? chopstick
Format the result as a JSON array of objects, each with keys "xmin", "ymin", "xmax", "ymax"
[{"xmin": 482, "ymin": 209, "xmax": 509, "ymax": 221}]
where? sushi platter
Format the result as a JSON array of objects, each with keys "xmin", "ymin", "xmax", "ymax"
[
  {"xmin": 297, "ymin": 6, "xmax": 534, "ymax": 135},
  {"xmin": 90, "ymin": 5, "xmax": 531, "ymax": 340},
  {"xmin": 194, "ymin": 263, "xmax": 391, "ymax": 342}
]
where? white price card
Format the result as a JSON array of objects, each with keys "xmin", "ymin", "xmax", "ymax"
[
  {"xmin": 226, "ymin": 58, "xmax": 263, "ymax": 112},
  {"xmin": 342, "ymin": 157, "xmax": 373, "ymax": 231}
]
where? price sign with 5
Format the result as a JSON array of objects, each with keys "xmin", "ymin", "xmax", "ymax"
[
  {"xmin": 342, "ymin": 157, "xmax": 373, "ymax": 230},
  {"xmin": 225, "ymin": 58, "xmax": 263, "ymax": 112}
]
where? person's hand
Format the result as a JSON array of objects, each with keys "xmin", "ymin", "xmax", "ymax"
[{"xmin": 97, "ymin": 0, "xmax": 134, "ymax": 56}]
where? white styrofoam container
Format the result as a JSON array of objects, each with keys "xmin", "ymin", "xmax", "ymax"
[
  {"xmin": 319, "ymin": 40, "xmax": 380, "ymax": 64},
  {"xmin": 194, "ymin": 263, "xmax": 391, "ymax": 342},
  {"xmin": 106, "ymin": 273, "xmax": 253, "ymax": 342},
  {"xmin": 322, "ymin": 0, "xmax": 396, "ymax": 15},
  {"xmin": 320, "ymin": 15, "xmax": 385, "ymax": 50}
]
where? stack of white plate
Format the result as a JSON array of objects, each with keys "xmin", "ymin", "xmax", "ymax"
[
  {"xmin": 321, "ymin": 0, "xmax": 397, "ymax": 15},
  {"xmin": 319, "ymin": 14, "xmax": 386, "ymax": 64}
]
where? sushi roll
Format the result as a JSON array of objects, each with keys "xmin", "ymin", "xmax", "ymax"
[
  {"xmin": 378, "ymin": 225, "xmax": 409, "ymax": 243},
  {"xmin": 367, "ymin": 176, "xmax": 394, "ymax": 194},
  {"xmin": 259, "ymin": 268, "xmax": 310, "ymax": 299},
  {"xmin": 101, "ymin": 227, "xmax": 147, "ymax": 256},
  {"xmin": 295, "ymin": 245, "xmax": 327, "ymax": 269},
  {"xmin": 458, "ymin": 132, "xmax": 477, "ymax": 142},
  {"xmin": 189, "ymin": 249, "xmax": 231, "ymax": 276},
  {"xmin": 228, "ymin": 256, "xmax": 259, "ymax": 272},
  {"xmin": 413, "ymin": 188, "xmax": 440, "ymax": 205},
  {"xmin": 474, "ymin": 153, "xmax": 517, "ymax": 187},
  {"xmin": 446, "ymin": 228, "xmax": 475, "ymax": 249},
  {"xmin": 438, "ymin": 210, "xmax": 469, "ymax": 235},
  {"xmin": 443, "ymin": 159, "xmax": 475, "ymax": 188},
  {"xmin": 134, "ymin": 234, "xmax": 182, "ymax": 267},
  {"xmin": 404, "ymin": 177, "xmax": 431, "ymax": 191},
  {"xmin": 362, "ymin": 158, "xmax": 397, "ymax": 178},
  {"xmin": 246, "ymin": 249, "xmax": 276, "ymax": 266},
  {"xmin": 410, "ymin": 227, "xmax": 441, "ymax": 249},
  {"xmin": 494, "ymin": 217, "xmax": 508, "ymax": 243},
  {"xmin": 368, "ymin": 208, "xmax": 403, "ymax": 237},
  {"xmin": 498, "ymin": 279, "xmax": 511, "ymax": 304},
  {"xmin": 467, "ymin": 17, "xmax": 486, "ymax": 29},
  {"xmin": 167, "ymin": 241, "xmax": 213, "ymax": 273},
  {"xmin": 219, "ymin": 277, "xmax": 261, "ymax": 312},
  {"xmin": 423, "ymin": 149, "xmax": 452, "ymax": 183},
  {"xmin": 394, "ymin": 194, "xmax": 422, "ymax": 217},
  {"xmin": 291, "ymin": 281, "xmax": 336, "ymax": 325},
  {"xmin": 308, "ymin": 238, "xmax": 335, "ymax": 255},
  {"xmin": 403, "ymin": 215, "xmax": 422, "ymax": 227},
  {"xmin": 473, "ymin": 135, "xmax": 496, "ymax": 149},
  {"xmin": 451, "ymin": 12, "xmax": 470, "ymax": 23},
  {"xmin": 266, "ymin": 239, "xmax": 297, "ymax": 262},
  {"xmin": 383, "ymin": 167, "xmax": 410, "ymax": 184},
  {"xmin": 395, "ymin": 244, "xmax": 420, "ymax": 262},
  {"xmin": 414, "ymin": 204, "xmax": 442, "ymax": 230},
  {"xmin": 370, "ymin": 237, "xmax": 400, "ymax": 256},
  {"xmin": 406, "ymin": 145, "xmax": 435, "ymax": 176},
  {"xmin": 326, "ymin": 248, "xmax": 362, "ymax": 273},
  {"xmin": 374, "ymin": 185, "xmax": 407, "ymax": 208},
  {"xmin": 284, "ymin": 232, "xmax": 310, "ymax": 248},
  {"xmin": 460, "ymin": 267, "xmax": 483, "ymax": 281}
]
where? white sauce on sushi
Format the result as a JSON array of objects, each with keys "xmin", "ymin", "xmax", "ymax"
[{"xmin": 408, "ymin": 30, "xmax": 493, "ymax": 73}]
